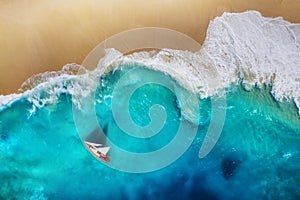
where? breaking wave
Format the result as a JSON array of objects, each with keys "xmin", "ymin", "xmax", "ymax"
[
  {"xmin": 1, "ymin": 11, "xmax": 300, "ymax": 116},
  {"xmin": 1, "ymin": 10, "xmax": 300, "ymax": 199}
]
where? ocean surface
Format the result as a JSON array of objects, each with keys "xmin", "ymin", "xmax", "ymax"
[{"xmin": 1, "ymin": 11, "xmax": 300, "ymax": 199}]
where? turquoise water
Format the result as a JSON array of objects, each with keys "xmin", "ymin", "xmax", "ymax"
[{"xmin": 1, "ymin": 64, "xmax": 300, "ymax": 199}]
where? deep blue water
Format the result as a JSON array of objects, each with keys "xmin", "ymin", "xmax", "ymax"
[{"xmin": 0, "ymin": 65, "xmax": 300, "ymax": 199}]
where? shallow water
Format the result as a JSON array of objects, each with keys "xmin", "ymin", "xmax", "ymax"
[{"xmin": 0, "ymin": 65, "xmax": 299, "ymax": 199}]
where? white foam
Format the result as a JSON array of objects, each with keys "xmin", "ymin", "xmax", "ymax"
[
  {"xmin": 18, "ymin": 63, "xmax": 87, "ymax": 93},
  {"xmin": 0, "ymin": 93, "xmax": 23, "ymax": 108},
  {"xmin": 0, "ymin": 11, "xmax": 300, "ymax": 115},
  {"xmin": 113, "ymin": 11, "xmax": 300, "ymax": 115},
  {"xmin": 202, "ymin": 11, "xmax": 300, "ymax": 114},
  {"xmin": 0, "ymin": 71, "xmax": 97, "ymax": 113}
]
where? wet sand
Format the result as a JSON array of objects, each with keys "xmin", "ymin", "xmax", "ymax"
[{"xmin": 1, "ymin": 0, "xmax": 300, "ymax": 94}]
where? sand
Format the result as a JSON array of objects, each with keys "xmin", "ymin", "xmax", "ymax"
[{"xmin": 1, "ymin": 0, "xmax": 300, "ymax": 94}]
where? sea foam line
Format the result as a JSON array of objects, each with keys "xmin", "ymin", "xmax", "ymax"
[
  {"xmin": 0, "ymin": 11, "xmax": 300, "ymax": 115},
  {"xmin": 117, "ymin": 11, "xmax": 300, "ymax": 115}
]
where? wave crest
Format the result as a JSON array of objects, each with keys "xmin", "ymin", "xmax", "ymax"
[
  {"xmin": 1, "ymin": 10, "xmax": 300, "ymax": 116},
  {"xmin": 117, "ymin": 11, "xmax": 300, "ymax": 115},
  {"xmin": 18, "ymin": 63, "xmax": 87, "ymax": 93}
]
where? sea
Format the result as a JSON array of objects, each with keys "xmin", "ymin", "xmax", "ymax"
[{"xmin": 0, "ymin": 11, "xmax": 300, "ymax": 199}]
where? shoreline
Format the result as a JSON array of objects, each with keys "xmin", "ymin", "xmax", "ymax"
[
  {"xmin": 0, "ymin": 10, "xmax": 300, "ymax": 118},
  {"xmin": 1, "ymin": 0, "xmax": 300, "ymax": 94}
]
